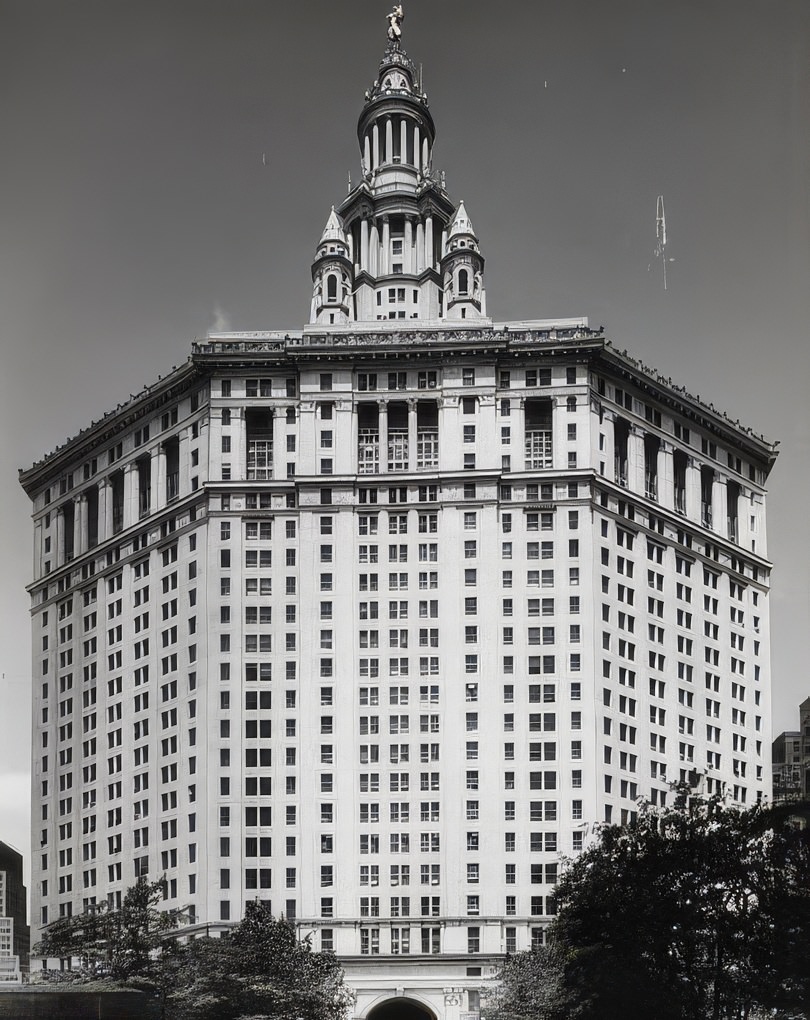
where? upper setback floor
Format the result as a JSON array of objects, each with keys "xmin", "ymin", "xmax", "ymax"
[{"xmin": 20, "ymin": 327, "xmax": 777, "ymax": 583}]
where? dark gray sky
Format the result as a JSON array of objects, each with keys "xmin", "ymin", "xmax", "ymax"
[{"xmin": 1, "ymin": 0, "xmax": 808, "ymax": 869}]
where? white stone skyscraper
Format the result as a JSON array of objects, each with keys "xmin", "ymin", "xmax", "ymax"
[{"xmin": 21, "ymin": 13, "xmax": 777, "ymax": 1020}]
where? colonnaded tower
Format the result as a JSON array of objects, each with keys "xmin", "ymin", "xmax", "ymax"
[{"xmin": 20, "ymin": 9, "xmax": 777, "ymax": 1020}]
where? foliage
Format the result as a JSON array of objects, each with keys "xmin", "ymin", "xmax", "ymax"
[
  {"xmin": 33, "ymin": 888, "xmax": 352, "ymax": 1020},
  {"xmin": 33, "ymin": 878, "xmax": 180, "ymax": 984},
  {"xmin": 487, "ymin": 796, "xmax": 810, "ymax": 1020},
  {"xmin": 164, "ymin": 904, "xmax": 354, "ymax": 1020}
]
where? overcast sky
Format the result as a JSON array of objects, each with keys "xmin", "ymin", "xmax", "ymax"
[{"xmin": 1, "ymin": 0, "xmax": 808, "ymax": 880}]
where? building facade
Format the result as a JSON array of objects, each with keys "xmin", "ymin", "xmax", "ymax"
[
  {"xmin": 772, "ymin": 696, "xmax": 810, "ymax": 803},
  {"xmin": 0, "ymin": 842, "xmax": 29, "ymax": 983},
  {"xmin": 21, "ymin": 19, "xmax": 777, "ymax": 1020}
]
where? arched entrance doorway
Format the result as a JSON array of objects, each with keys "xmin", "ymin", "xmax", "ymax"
[{"xmin": 367, "ymin": 997, "xmax": 436, "ymax": 1020}]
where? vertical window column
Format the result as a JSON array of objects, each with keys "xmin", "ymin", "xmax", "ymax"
[{"xmin": 413, "ymin": 124, "xmax": 421, "ymax": 172}]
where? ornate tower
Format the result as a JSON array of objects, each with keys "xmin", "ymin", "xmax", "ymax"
[
  {"xmin": 308, "ymin": 10, "xmax": 487, "ymax": 325},
  {"xmin": 310, "ymin": 207, "xmax": 353, "ymax": 326},
  {"xmin": 441, "ymin": 201, "xmax": 486, "ymax": 320}
]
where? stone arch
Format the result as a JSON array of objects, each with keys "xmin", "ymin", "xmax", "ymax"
[{"xmin": 364, "ymin": 993, "xmax": 438, "ymax": 1020}]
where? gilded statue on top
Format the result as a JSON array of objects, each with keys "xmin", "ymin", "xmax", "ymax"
[{"xmin": 387, "ymin": 5, "xmax": 404, "ymax": 47}]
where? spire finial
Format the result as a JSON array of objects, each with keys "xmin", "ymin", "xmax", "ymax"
[{"xmin": 386, "ymin": 5, "xmax": 404, "ymax": 50}]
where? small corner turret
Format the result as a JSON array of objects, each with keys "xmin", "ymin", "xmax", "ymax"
[
  {"xmin": 310, "ymin": 207, "xmax": 353, "ymax": 325},
  {"xmin": 441, "ymin": 201, "xmax": 486, "ymax": 320}
]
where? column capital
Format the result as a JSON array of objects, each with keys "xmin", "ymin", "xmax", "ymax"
[
  {"xmin": 659, "ymin": 439, "xmax": 674, "ymax": 454},
  {"xmin": 629, "ymin": 423, "xmax": 645, "ymax": 437}
]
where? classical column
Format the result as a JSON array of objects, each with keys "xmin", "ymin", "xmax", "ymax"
[
  {"xmin": 178, "ymin": 429, "xmax": 191, "ymax": 496},
  {"xmin": 378, "ymin": 401, "xmax": 389, "ymax": 474},
  {"xmin": 599, "ymin": 409, "xmax": 615, "ymax": 481},
  {"xmin": 657, "ymin": 441, "xmax": 674, "ymax": 510},
  {"xmin": 363, "ymin": 134, "xmax": 371, "ymax": 172},
  {"xmin": 407, "ymin": 399, "xmax": 418, "ymax": 472},
  {"xmin": 551, "ymin": 396, "xmax": 568, "ymax": 472},
  {"xmin": 425, "ymin": 215, "xmax": 434, "ymax": 270},
  {"xmin": 360, "ymin": 219, "xmax": 369, "ymax": 272},
  {"xmin": 34, "ymin": 522, "xmax": 43, "ymax": 578},
  {"xmin": 103, "ymin": 479, "xmax": 114, "ymax": 539},
  {"xmin": 97, "ymin": 479, "xmax": 109, "ymax": 541},
  {"xmin": 74, "ymin": 494, "xmax": 88, "ymax": 555},
  {"xmin": 123, "ymin": 462, "xmax": 138, "ymax": 529},
  {"xmin": 517, "ymin": 398, "xmax": 529, "ymax": 471},
  {"xmin": 422, "ymin": 137, "xmax": 429, "ymax": 170},
  {"xmin": 151, "ymin": 446, "xmax": 166, "ymax": 514},
  {"xmin": 400, "ymin": 119, "xmax": 407, "ymax": 164},
  {"xmin": 232, "ymin": 408, "xmax": 247, "ymax": 483},
  {"xmin": 370, "ymin": 220, "xmax": 380, "ymax": 276},
  {"xmin": 414, "ymin": 125, "xmax": 420, "ymax": 170},
  {"xmin": 404, "ymin": 218, "xmax": 413, "ymax": 274},
  {"xmin": 385, "ymin": 118, "xmax": 393, "ymax": 164},
  {"xmin": 437, "ymin": 396, "xmax": 454, "ymax": 473},
  {"xmin": 372, "ymin": 123, "xmax": 380, "ymax": 169},
  {"xmin": 381, "ymin": 217, "xmax": 390, "ymax": 276},
  {"xmin": 55, "ymin": 508, "xmax": 66, "ymax": 567},
  {"xmin": 685, "ymin": 457, "xmax": 702, "ymax": 522},
  {"xmin": 272, "ymin": 411, "xmax": 284, "ymax": 481},
  {"xmin": 72, "ymin": 496, "xmax": 82, "ymax": 557},
  {"xmin": 416, "ymin": 221, "xmax": 425, "ymax": 273},
  {"xmin": 712, "ymin": 474, "xmax": 728, "ymax": 539},
  {"xmin": 627, "ymin": 425, "xmax": 645, "ymax": 494}
]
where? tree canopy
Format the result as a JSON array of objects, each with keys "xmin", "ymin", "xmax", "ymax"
[
  {"xmin": 489, "ymin": 796, "xmax": 810, "ymax": 1020},
  {"xmin": 34, "ymin": 887, "xmax": 353, "ymax": 1020}
]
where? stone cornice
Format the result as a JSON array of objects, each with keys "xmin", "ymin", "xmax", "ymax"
[{"xmin": 19, "ymin": 361, "xmax": 201, "ymax": 496}]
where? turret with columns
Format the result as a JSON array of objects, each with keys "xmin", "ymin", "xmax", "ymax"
[{"xmin": 308, "ymin": 18, "xmax": 486, "ymax": 325}]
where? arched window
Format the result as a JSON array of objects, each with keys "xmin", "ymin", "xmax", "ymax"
[
  {"xmin": 458, "ymin": 268, "xmax": 469, "ymax": 295},
  {"xmin": 327, "ymin": 274, "xmax": 338, "ymax": 301}
]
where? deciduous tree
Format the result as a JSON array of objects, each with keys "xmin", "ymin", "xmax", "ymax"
[{"xmin": 488, "ymin": 796, "xmax": 810, "ymax": 1020}]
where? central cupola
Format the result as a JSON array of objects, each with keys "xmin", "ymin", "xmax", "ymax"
[{"xmin": 308, "ymin": 5, "xmax": 487, "ymax": 326}]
